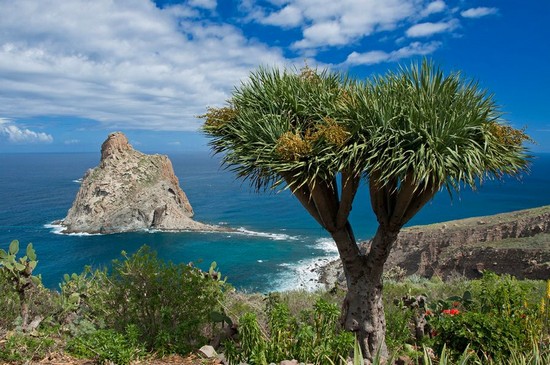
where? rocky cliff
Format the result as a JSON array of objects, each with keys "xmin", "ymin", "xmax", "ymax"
[
  {"xmin": 60, "ymin": 132, "xmax": 222, "ymax": 234},
  {"xmin": 319, "ymin": 206, "xmax": 550, "ymax": 287}
]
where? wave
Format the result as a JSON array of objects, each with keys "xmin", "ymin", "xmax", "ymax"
[
  {"xmin": 273, "ymin": 256, "xmax": 336, "ymax": 292},
  {"xmin": 44, "ymin": 223, "xmax": 103, "ymax": 236},
  {"xmin": 311, "ymin": 237, "xmax": 338, "ymax": 254},
  {"xmin": 72, "ymin": 178, "xmax": 83, "ymax": 184},
  {"xmin": 233, "ymin": 227, "xmax": 300, "ymax": 241}
]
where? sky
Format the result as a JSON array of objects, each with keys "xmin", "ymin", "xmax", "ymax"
[{"xmin": 0, "ymin": 0, "xmax": 549, "ymax": 153}]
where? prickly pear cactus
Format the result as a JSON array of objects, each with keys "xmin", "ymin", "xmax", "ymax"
[{"xmin": 0, "ymin": 240, "xmax": 41, "ymax": 331}]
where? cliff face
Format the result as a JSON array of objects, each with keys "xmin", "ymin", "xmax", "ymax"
[
  {"xmin": 60, "ymin": 132, "xmax": 220, "ymax": 234},
  {"xmin": 319, "ymin": 206, "xmax": 550, "ymax": 288},
  {"xmin": 384, "ymin": 206, "xmax": 550, "ymax": 280}
]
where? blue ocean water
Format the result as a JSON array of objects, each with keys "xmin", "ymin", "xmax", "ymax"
[{"xmin": 0, "ymin": 152, "xmax": 549, "ymax": 293}]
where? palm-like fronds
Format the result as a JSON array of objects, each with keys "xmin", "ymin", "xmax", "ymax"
[
  {"xmin": 203, "ymin": 61, "xmax": 529, "ymax": 197},
  {"xmin": 202, "ymin": 65, "xmax": 351, "ymax": 191},
  {"xmin": 345, "ymin": 60, "xmax": 530, "ymax": 196}
]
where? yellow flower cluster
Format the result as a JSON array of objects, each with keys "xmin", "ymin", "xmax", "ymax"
[
  {"xmin": 275, "ymin": 132, "xmax": 312, "ymax": 161},
  {"xmin": 275, "ymin": 118, "xmax": 350, "ymax": 161},
  {"xmin": 201, "ymin": 106, "xmax": 237, "ymax": 130},
  {"xmin": 314, "ymin": 117, "xmax": 349, "ymax": 148},
  {"xmin": 488, "ymin": 122, "xmax": 530, "ymax": 146}
]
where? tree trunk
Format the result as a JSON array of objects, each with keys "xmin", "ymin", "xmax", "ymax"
[
  {"xmin": 18, "ymin": 288, "xmax": 30, "ymax": 332},
  {"xmin": 333, "ymin": 225, "xmax": 399, "ymax": 363}
]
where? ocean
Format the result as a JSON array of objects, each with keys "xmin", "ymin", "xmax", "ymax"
[{"xmin": 1, "ymin": 152, "xmax": 549, "ymax": 293}]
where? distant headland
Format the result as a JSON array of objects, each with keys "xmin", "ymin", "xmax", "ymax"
[
  {"xmin": 57, "ymin": 132, "xmax": 225, "ymax": 234},
  {"xmin": 318, "ymin": 205, "xmax": 550, "ymax": 287}
]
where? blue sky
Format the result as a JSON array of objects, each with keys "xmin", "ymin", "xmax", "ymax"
[{"xmin": 1, "ymin": 0, "xmax": 548, "ymax": 153}]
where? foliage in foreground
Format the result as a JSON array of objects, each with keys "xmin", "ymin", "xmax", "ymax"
[
  {"xmin": 0, "ymin": 243, "xmax": 227, "ymax": 364},
  {"xmin": 1, "ymin": 241, "xmax": 549, "ymax": 364},
  {"xmin": 224, "ymin": 294, "xmax": 354, "ymax": 365}
]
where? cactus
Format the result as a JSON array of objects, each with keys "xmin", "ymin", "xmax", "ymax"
[{"xmin": 0, "ymin": 240, "xmax": 41, "ymax": 331}]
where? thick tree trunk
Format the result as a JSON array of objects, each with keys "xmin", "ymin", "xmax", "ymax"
[{"xmin": 333, "ymin": 225, "xmax": 399, "ymax": 363}]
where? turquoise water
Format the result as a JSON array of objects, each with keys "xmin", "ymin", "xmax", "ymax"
[{"xmin": 1, "ymin": 152, "xmax": 549, "ymax": 292}]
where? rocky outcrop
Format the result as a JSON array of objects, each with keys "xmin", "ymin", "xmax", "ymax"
[
  {"xmin": 319, "ymin": 206, "xmax": 550, "ymax": 287},
  {"xmin": 60, "ymin": 132, "xmax": 222, "ymax": 234},
  {"xmin": 383, "ymin": 206, "xmax": 550, "ymax": 279}
]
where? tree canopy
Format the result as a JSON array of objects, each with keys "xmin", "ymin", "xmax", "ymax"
[{"xmin": 202, "ymin": 60, "xmax": 531, "ymax": 360}]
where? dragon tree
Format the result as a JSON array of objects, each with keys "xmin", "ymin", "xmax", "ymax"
[{"xmin": 202, "ymin": 60, "xmax": 530, "ymax": 362}]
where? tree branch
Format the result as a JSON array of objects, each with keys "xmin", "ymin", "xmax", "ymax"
[
  {"xmin": 400, "ymin": 183, "xmax": 440, "ymax": 226},
  {"xmin": 281, "ymin": 172, "xmax": 324, "ymax": 228},
  {"xmin": 310, "ymin": 177, "xmax": 339, "ymax": 232},
  {"xmin": 336, "ymin": 170, "xmax": 360, "ymax": 229},
  {"xmin": 388, "ymin": 172, "xmax": 416, "ymax": 230}
]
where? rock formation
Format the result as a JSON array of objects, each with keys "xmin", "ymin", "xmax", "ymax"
[
  {"xmin": 319, "ymin": 206, "xmax": 550, "ymax": 287},
  {"xmin": 60, "ymin": 132, "xmax": 222, "ymax": 234}
]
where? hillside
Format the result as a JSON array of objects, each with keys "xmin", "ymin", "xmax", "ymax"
[{"xmin": 319, "ymin": 205, "xmax": 550, "ymax": 287}]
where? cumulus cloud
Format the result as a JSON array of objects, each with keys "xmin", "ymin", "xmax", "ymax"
[
  {"xmin": 0, "ymin": 118, "xmax": 53, "ymax": 143},
  {"xmin": 406, "ymin": 19, "xmax": 458, "ymax": 37},
  {"xmin": 0, "ymin": 0, "xmax": 285, "ymax": 131},
  {"xmin": 421, "ymin": 1, "xmax": 447, "ymax": 17},
  {"xmin": 248, "ymin": 0, "xmax": 420, "ymax": 50},
  {"xmin": 461, "ymin": 7, "xmax": 498, "ymax": 18},
  {"xmin": 345, "ymin": 41, "xmax": 441, "ymax": 66},
  {"xmin": 260, "ymin": 5, "xmax": 303, "ymax": 27},
  {"xmin": 0, "ymin": 0, "xmax": 496, "ymax": 133}
]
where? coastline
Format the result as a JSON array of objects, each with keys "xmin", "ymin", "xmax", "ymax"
[{"xmin": 313, "ymin": 205, "xmax": 550, "ymax": 289}]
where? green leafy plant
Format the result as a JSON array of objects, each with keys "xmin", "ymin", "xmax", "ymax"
[
  {"xmin": 224, "ymin": 296, "xmax": 353, "ymax": 364},
  {"xmin": 101, "ymin": 246, "xmax": 226, "ymax": 355},
  {"xmin": 66, "ymin": 326, "xmax": 146, "ymax": 365},
  {"xmin": 0, "ymin": 240, "xmax": 42, "ymax": 331},
  {"xmin": 0, "ymin": 332, "xmax": 55, "ymax": 363}
]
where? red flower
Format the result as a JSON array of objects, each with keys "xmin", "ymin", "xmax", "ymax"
[
  {"xmin": 442, "ymin": 309, "xmax": 460, "ymax": 316},
  {"xmin": 425, "ymin": 309, "xmax": 433, "ymax": 316}
]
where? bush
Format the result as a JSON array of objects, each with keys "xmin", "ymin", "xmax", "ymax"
[
  {"xmin": 0, "ymin": 332, "xmax": 55, "ymax": 363},
  {"xmin": 427, "ymin": 272, "xmax": 541, "ymax": 361},
  {"xmin": 224, "ymin": 296, "xmax": 354, "ymax": 364},
  {"xmin": 99, "ymin": 246, "xmax": 226, "ymax": 354},
  {"xmin": 66, "ymin": 325, "xmax": 146, "ymax": 365}
]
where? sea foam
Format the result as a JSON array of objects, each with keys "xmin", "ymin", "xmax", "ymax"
[{"xmin": 44, "ymin": 223, "xmax": 103, "ymax": 236}]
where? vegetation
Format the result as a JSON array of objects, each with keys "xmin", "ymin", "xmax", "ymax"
[
  {"xmin": 0, "ymin": 241, "xmax": 549, "ymax": 364},
  {"xmin": 202, "ymin": 59, "xmax": 531, "ymax": 360}
]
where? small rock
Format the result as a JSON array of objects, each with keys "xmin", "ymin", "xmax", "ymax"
[
  {"xmin": 280, "ymin": 360, "xmax": 299, "ymax": 365},
  {"xmin": 199, "ymin": 345, "xmax": 217, "ymax": 358}
]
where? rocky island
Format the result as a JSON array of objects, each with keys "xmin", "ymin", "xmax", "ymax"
[{"xmin": 59, "ymin": 132, "xmax": 223, "ymax": 234}]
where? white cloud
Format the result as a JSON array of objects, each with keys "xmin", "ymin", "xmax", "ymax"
[
  {"xmin": 0, "ymin": 119, "xmax": 53, "ymax": 143},
  {"xmin": 0, "ymin": 0, "xmax": 286, "ymax": 131},
  {"xmin": 461, "ymin": 7, "xmax": 498, "ymax": 18},
  {"xmin": 189, "ymin": 0, "xmax": 217, "ymax": 10},
  {"xmin": 64, "ymin": 139, "xmax": 80, "ymax": 145},
  {"xmin": 249, "ymin": 0, "xmax": 420, "ymax": 50},
  {"xmin": 421, "ymin": 1, "xmax": 447, "ymax": 17},
  {"xmin": 406, "ymin": 19, "xmax": 458, "ymax": 37},
  {"xmin": 345, "ymin": 41, "xmax": 441, "ymax": 66},
  {"xmin": 261, "ymin": 5, "xmax": 303, "ymax": 27}
]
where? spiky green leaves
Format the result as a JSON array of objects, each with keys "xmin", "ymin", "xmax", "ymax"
[
  {"xmin": 202, "ymin": 61, "xmax": 530, "ymax": 195},
  {"xmin": 345, "ymin": 60, "xmax": 530, "ymax": 194},
  {"xmin": 201, "ymin": 65, "xmax": 350, "ymax": 190}
]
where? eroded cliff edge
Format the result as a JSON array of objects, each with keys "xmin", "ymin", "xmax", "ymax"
[
  {"xmin": 319, "ymin": 205, "xmax": 550, "ymax": 287},
  {"xmin": 59, "ymin": 132, "xmax": 223, "ymax": 234}
]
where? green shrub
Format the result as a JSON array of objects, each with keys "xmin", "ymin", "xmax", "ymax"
[
  {"xmin": 224, "ymin": 296, "xmax": 354, "ymax": 364},
  {"xmin": 57, "ymin": 266, "xmax": 112, "ymax": 336},
  {"xmin": 0, "ymin": 332, "xmax": 55, "ymax": 363},
  {"xmin": 66, "ymin": 325, "xmax": 146, "ymax": 365},
  {"xmin": 427, "ymin": 272, "xmax": 541, "ymax": 361},
  {"xmin": 100, "ymin": 246, "xmax": 226, "ymax": 354}
]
